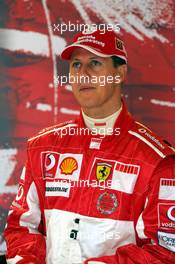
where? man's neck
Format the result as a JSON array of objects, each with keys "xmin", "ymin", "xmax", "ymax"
[
  {"xmin": 82, "ymin": 101, "xmax": 122, "ymax": 119},
  {"xmin": 82, "ymin": 104, "xmax": 122, "ymax": 135}
]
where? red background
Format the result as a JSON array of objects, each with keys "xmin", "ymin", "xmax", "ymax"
[{"xmin": 0, "ymin": 0, "xmax": 174, "ymax": 254}]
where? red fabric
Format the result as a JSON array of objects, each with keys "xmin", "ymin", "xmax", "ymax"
[{"xmin": 4, "ymin": 101, "xmax": 175, "ymax": 263}]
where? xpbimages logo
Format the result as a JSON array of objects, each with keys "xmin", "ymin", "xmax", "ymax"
[
  {"xmin": 54, "ymin": 73, "xmax": 120, "ymax": 86},
  {"xmin": 53, "ymin": 21, "xmax": 120, "ymax": 35},
  {"xmin": 53, "ymin": 126, "xmax": 121, "ymax": 139}
]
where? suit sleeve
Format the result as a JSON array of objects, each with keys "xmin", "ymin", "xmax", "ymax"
[
  {"xmin": 4, "ymin": 150, "xmax": 46, "ymax": 264},
  {"xmin": 85, "ymin": 155, "xmax": 175, "ymax": 264}
]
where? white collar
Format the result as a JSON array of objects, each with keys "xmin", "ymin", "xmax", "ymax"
[{"xmin": 82, "ymin": 105, "xmax": 122, "ymax": 135}]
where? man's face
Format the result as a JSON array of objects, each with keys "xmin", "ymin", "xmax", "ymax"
[{"xmin": 69, "ymin": 48, "xmax": 126, "ymax": 116}]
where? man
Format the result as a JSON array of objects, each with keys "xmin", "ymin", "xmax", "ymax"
[{"xmin": 4, "ymin": 29, "xmax": 175, "ymax": 264}]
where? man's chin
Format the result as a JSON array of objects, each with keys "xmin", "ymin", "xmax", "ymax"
[
  {"xmin": 79, "ymin": 102, "xmax": 99, "ymax": 110},
  {"xmin": 76, "ymin": 97, "xmax": 99, "ymax": 108}
]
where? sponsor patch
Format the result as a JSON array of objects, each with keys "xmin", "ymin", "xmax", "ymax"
[
  {"xmin": 89, "ymin": 138, "xmax": 102, "ymax": 150},
  {"xmin": 168, "ymin": 206, "xmax": 175, "ymax": 221},
  {"xmin": 59, "ymin": 157, "xmax": 78, "ymax": 175},
  {"xmin": 115, "ymin": 38, "xmax": 124, "ymax": 50},
  {"xmin": 89, "ymin": 158, "xmax": 140, "ymax": 193},
  {"xmin": 41, "ymin": 151, "xmax": 60, "ymax": 179},
  {"xmin": 159, "ymin": 178, "xmax": 175, "ymax": 200},
  {"xmin": 97, "ymin": 192, "xmax": 118, "ymax": 215},
  {"xmin": 56, "ymin": 153, "xmax": 83, "ymax": 181},
  {"xmin": 14, "ymin": 183, "xmax": 25, "ymax": 206},
  {"xmin": 41, "ymin": 152, "xmax": 83, "ymax": 181},
  {"xmin": 88, "ymin": 158, "xmax": 115, "ymax": 188},
  {"xmin": 158, "ymin": 231, "xmax": 175, "ymax": 252},
  {"xmin": 138, "ymin": 128, "xmax": 165, "ymax": 149},
  {"xmin": 158, "ymin": 203, "xmax": 175, "ymax": 229},
  {"xmin": 111, "ymin": 162, "xmax": 140, "ymax": 194},
  {"xmin": 96, "ymin": 162, "xmax": 112, "ymax": 182},
  {"xmin": 45, "ymin": 181, "xmax": 71, "ymax": 197}
]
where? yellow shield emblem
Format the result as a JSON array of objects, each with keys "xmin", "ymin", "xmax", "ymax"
[{"xmin": 96, "ymin": 162, "xmax": 112, "ymax": 182}]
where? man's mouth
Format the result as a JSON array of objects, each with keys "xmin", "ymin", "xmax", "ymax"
[{"xmin": 79, "ymin": 86, "xmax": 96, "ymax": 91}]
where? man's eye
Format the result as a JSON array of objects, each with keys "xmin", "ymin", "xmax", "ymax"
[
  {"xmin": 90, "ymin": 60, "xmax": 102, "ymax": 67},
  {"xmin": 72, "ymin": 62, "xmax": 81, "ymax": 69}
]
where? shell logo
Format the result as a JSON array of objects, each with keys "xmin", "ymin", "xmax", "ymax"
[{"xmin": 59, "ymin": 157, "xmax": 78, "ymax": 175}]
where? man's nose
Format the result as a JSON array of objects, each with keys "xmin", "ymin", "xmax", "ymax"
[{"xmin": 79, "ymin": 64, "xmax": 91, "ymax": 77}]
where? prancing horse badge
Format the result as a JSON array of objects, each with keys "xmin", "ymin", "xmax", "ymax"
[{"xmin": 96, "ymin": 162, "xmax": 112, "ymax": 182}]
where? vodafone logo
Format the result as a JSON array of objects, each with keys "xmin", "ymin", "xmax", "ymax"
[
  {"xmin": 138, "ymin": 128, "xmax": 146, "ymax": 133},
  {"xmin": 45, "ymin": 154, "xmax": 56, "ymax": 171},
  {"xmin": 158, "ymin": 203, "xmax": 175, "ymax": 229},
  {"xmin": 16, "ymin": 185, "xmax": 24, "ymax": 201},
  {"xmin": 41, "ymin": 151, "xmax": 60, "ymax": 179},
  {"xmin": 167, "ymin": 206, "xmax": 175, "ymax": 222}
]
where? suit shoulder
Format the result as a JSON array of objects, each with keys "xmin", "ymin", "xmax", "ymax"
[
  {"xmin": 27, "ymin": 120, "xmax": 78, "ymax": 146},
  {"xmin": 128, "ymin": 121, "xmax": 175, "ymax": 159}
]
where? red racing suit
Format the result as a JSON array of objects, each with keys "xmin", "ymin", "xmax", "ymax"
[{"xmin": 4, "ymin": 101, "xmax": 175, "ymax": 264}]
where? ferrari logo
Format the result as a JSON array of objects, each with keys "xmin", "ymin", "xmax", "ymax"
[
  {"xmin": 116, "ymin": 38, "xmax": 123, "ymax": 50},
  {"xmin": 96, "ymin": 162, "xmax": 112, "ymax": 182}
]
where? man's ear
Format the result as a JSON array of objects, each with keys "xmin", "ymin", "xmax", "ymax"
[{"xmin": 116, "ymin": 64, "xmax": 127, "ymax": 83}]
